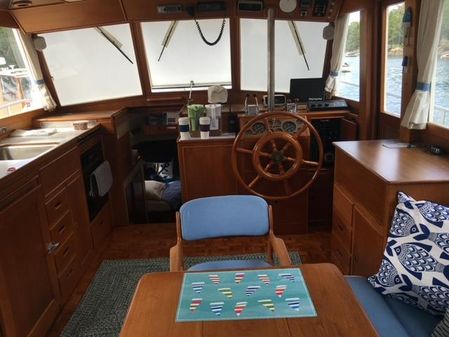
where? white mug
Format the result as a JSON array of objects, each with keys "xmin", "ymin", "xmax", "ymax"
[
  {"xmin": 199, "ymin": 116, "xmax": 211, "ymax": 139},
  {"xmin": 178, "ymin": 117, "xmax": 190, "ymax": 141}
]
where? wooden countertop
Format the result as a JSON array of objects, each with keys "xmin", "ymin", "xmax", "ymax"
[
  {"xmin": 334, "ymin": 140, "xmax": 449, "ymax": 183},
  {"xmin": 35, "ymin": 109, "xmax": 124, "ymax": 122},
  {"xmin": 0, "ymin": 125, "xmax": 100, "ymax": 185}
]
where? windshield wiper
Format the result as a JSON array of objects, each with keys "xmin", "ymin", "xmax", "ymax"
[
  {"xmin": 158, "ymin": 21, "xmax": 178, "ymax": 62},
  {"xmin": 95, "ymin": 27, "xmax": 134, "ymax": 64},
  {"xmin": 288, "ymin": 21, "xmax": 310, "ymax": 71}
]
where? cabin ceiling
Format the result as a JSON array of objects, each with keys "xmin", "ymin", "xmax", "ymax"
[{"xmin": 7, "ymin": 0, "xmax": 79, "ymax": 9}]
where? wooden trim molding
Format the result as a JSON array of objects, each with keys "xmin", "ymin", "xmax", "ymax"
[{"xmin": 0, "ymin": 10, "xmax": 19, "ymax": 28}]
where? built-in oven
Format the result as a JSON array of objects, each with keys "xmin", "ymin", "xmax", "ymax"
[{"xmin": 78, "ymin": 134, "xmax": 109, "ymax": 221}]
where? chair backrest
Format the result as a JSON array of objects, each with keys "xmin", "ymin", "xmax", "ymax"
[{"xmin": 179, "ymin": 195, "xmax": 270, "ymax": 241}]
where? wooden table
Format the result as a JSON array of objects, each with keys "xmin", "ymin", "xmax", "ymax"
[{"xmin": 120, "ymin": 263, "xmax": 378, "ymax": 337}]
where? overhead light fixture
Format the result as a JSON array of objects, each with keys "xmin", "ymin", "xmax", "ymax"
[
  {"xmin": 238, "ymin": 0, "xmax": 263, "ymax": 11},
  {"xmin": 196, "ymin": 1, "xmax": 226, "ymax": 12},
  {"xmin": 279, "ymin": 0, "xmax": 297, "ymax": 13},
  {"xmin": 10, "ymin": 0, "xmax": 32, "ymax": 7},
  {"xmin": 33, "ymin": 35, "xmax": 47, "ymax": 51},
  {"xmin": 157, "ymin": 4, "xmax": 183, "ymax": 14}
]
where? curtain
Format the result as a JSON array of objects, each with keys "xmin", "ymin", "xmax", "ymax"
[
  {"xmin": 401, "ymin": 0, "xmax": 444, "ymax": 130},
  {"xmin": 19, "ymin": 31, "xmax": 57, "ymax": 111},
  {"xmin": 324, "ymin": 14, "xmax": 349, "ymax": 97}
]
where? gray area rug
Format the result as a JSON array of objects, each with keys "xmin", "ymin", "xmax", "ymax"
[{"xmin": 61, "ymin": 252, "xmax": 301, "ymax": 337}]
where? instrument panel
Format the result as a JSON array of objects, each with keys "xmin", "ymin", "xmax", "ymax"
[{"xmin": 245, "ymin": 119, "xmax": 305, "ymax": 136}]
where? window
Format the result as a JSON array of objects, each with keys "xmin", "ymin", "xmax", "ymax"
[
  {"xmin": 336, "ymin": 11, "xmax": 360, "ymax": 102},
  {"xmin": 240, "ymin": 19, "xmax": 327, "ymax": 92},
  {"xmin": 0, "ymin": 28, "xmax": 42, "ymax": 119},
  {"xmin": 141, "ymin": 19, "xmax": 231, "ymax": 91},
  {"xmin": 42, "ymin": 24, "xmax": 142, "ymax": 106},
  {"xmin": 383, "ymin": 3, "xmax": 405, "ymax": 116},
  {"xmin": 430, "ymin": 0, "xmax": 449, "ymax": 127}
]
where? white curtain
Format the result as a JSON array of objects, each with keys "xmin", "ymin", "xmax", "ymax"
[
  {"xmin": 19, "ymin": 31, "xmax": 57, "ymax": 111},
  {"xmin": 401, "ymin": 0, "xmax": 444, "ymax": 130},
  {"xmin": 325, "ymin": 15, "xmax": 349, "ymax": 97}
]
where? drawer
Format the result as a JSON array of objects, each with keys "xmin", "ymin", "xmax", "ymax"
[
  {"xmin": 331, "ymin": 235, "xmax": 351, "ymax": 275},
  {"xmin": 58, "ymin": 256, "xmax": 81, "ymax": 303},
  {"xmin": 54, "ymin": 232, "xmax": 77, "ymax": 272},
  {"xmin": 45, "ymin": 188, "xmax": 69, "ymax": 225},
  {"xmin": 333, "ymin": 184, "xmax": 353, "ymax": 227},
  {"xmin": 40, "ymin": 148, "xmax": 79, "ymax": 197},
  {"xmin": 91, "ymin": 203, "xmax": 112, "ymax": 249},
  {"xmin": 332, "ymin": 212, "xmax": 352, "ymax": 249},
  {"xmin": 50, "ymin": 211, "xmax": 74, "ymax": 244}
]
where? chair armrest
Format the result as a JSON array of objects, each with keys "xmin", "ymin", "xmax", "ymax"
[
  {"xmin": 269, "ymin": 234, "xmax": 292, "ymax": 266},
  {"xmin": 169, "ymin": 244, "xmax": 184, "ymax": 272}
]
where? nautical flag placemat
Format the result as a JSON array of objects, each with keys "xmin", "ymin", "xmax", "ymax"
[{"xmin": 176, "ymin": 268, "xmax": 317, "ymax": 322}]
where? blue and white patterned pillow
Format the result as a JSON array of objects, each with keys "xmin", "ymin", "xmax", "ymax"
[
  {"xmin": 432, "ymin": 308, "xmax": 449, "ymax": 337},
  {"xmin": 368, "ymin": 192, "xmax": 449, "ymax": 315}
]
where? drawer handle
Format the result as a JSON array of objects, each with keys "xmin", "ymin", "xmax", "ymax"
[
  {"xmin": 63, "ymin": 247, "xmax": 70, "ymax": 257},
  {"xmin": 338, "ymin": 223, "xmax": 344, "ymax": 232},
  {"xmin": 54, "ymin": 201, "xmax": 62, "ymax": 210},
  {"xmin": 66, "ymin": 268, "xmax": 73, "ymax": 277},
  {"xmin": 47, "ymin": 241, "xmax": 60, "ymax": 254},
  {"xmin": 58, "ymin": 224, "xmax": 66, "ymax": 234}
]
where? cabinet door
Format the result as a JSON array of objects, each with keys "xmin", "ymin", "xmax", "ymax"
[
  {"xmin": 352, "ymin": 206, "xmax": 386, "ymax": 277},
  {"xmin": 66, "ymin": 173, "xmax": 92, "ymax": 268},
  {"xmin": 178, "ymin": 141, "xmax": 239, "ymax": 201},
  {"xmin": 0, "ymin": 185, "xmax": 59, "ymax": 337}
]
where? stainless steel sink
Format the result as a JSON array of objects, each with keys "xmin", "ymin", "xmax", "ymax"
[{"xmin": 0, "ymin": 143, "xmax": 58, "ymax": 160}]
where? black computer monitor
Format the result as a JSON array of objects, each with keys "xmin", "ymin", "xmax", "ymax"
[{"xmin": 289, "ymin": 78, "xmax": 325, "ymax": 103}]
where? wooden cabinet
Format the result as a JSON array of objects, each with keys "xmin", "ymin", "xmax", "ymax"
[
  {"xmin": 331, "ymin": 140, "xmax": 449, "ymax": 276},
  {"xmin": 39, "ymin": 146, "xmax": 93, "ymax": 304},
  {"xmin": 177, "ymin": 137, "xmax": 239, "ymax": 201},
  {"xmin": 352, "ymin": 206, "xmax": 385, "ymax": 276},
  {"xmin": 0, "ymin": 178, "xmax": 59, "ymax": 337},
  {"xmin": 90, "ymin": 200, "xmax": 112, "ymax": 249},
  {"xmin": 177, "ymin": 137, "xmax": 309, "ymax": 234}
]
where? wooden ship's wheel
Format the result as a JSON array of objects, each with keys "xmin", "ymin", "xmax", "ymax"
[{"xmin": 231, "ymin": 112, "xmax": 324, "ymax": 200}]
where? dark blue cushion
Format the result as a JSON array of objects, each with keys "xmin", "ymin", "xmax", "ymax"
[
  {"xmin": 346, "ymin": 276, "xmax": 410, "ymax": 337},
  {"xmin": 187, "ymin": 259, "xmax": 271, "ymax": 271},
  {"xmin": 180, "ymin": 195, "xmax": 269, "ymax": 240},
  {"xmin": 385, "ymin": 296, "xmax": 440, "ymax": 337}
]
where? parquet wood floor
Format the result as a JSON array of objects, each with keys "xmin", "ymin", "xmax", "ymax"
[{"xmin": 46, "ymin": 223, "xmax": 331, "ymax": 337}]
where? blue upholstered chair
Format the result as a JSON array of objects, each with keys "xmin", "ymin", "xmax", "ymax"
[{"xmin": 169, "ymin": 195, "xmax": 292, "ymax": 272}]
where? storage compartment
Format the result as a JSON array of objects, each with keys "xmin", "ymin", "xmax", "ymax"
[
  {"xmin": 45, "ymin": 188, "xmax": 69, "ymax": 225},
  {"xmin": 332, "ymin": 212, "xmax": 352, "ymax": 249},
  {"xmin": 331, "ymin": 235, "xmax": 351, "ymax": 274},
  {"xmin": 90, "ymin": 202, "xmax": 112, "ymax": 249},
  {"xmin": 352, "ymin": 206, "xmax": 386, "ymax": 276},
  {"xmin": 58, "ymin": 256, "xmax": 81, "ymax": 303},
  {"xmin": 54, "ymin": 232, "xmax": 77, "ymax": 271},
  {"xmin": 40, "ymin": 148, "xmax": 79, "ymax": 197},
  {"xmin": 333, "ymin": 184, "xmax": 353, "ymax": 226},
  {"xmin": 49, "ymin": 211, "xmax": 74, "ymax": 244}
]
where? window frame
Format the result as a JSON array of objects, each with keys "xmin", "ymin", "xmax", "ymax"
[
  {"xmin": 140, "ymin": 18, "xmax": 233, "ymax": 93},
  {"xmin": 0, "ymin": 27, "xmax": 43, "ymax": 120},
  {"xmin": 41, "ymin": 23, "xmax": 143, "ymax": 107},
  {"xmin": 380, "ymin": 0, "xmax": 405, "ymax": 118},
  {"xmin": 239, "ymin": 18, "xmax": 329, "ymax": 93},
  {"xmin": 334, "ymin": 10, "xmax": 361, "ymax": 103}
]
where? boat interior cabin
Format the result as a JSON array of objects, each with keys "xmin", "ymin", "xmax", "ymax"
[{"xmin": 1, "ymin": 0, "xmax": 449, "ymax": 336}]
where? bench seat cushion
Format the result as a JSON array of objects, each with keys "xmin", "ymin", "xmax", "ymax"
[{"xmin": 346, "ymin": 276, "xmax": 440, "ymax": 337}]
